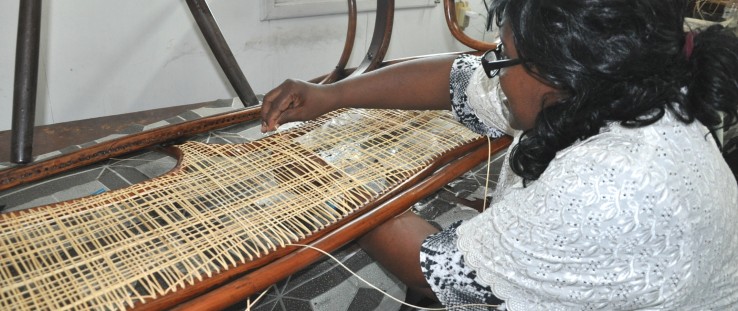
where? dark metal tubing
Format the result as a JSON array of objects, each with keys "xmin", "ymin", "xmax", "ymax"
[
  {"xmin": 10, "ymin": 0, "xmax": 43, "ymax": 164},
  {"xmin": 186, "ymin": 0, "xmax": 259, "ymax": 107}
]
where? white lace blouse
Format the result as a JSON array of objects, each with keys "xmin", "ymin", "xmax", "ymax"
[{"xmin": 454, "ymin": 57, "xmax": 738, "ymax": 310}]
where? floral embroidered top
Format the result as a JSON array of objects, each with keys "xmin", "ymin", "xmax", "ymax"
[{"xmin": 445, "ymin": 54, "xmax": 738, "ymax": 310}]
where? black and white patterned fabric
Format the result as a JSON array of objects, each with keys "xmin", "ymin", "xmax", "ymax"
[
  {"xmin": 417, "ymin": 54, "xmax": 507, "ymax": 310},
  {"xmin": 449, "ymin": 54, "xmax": 505, "ymax": 139},
  {"xmin": 421, "ymin": 221, "xmax": 504, "ymax": 311}
]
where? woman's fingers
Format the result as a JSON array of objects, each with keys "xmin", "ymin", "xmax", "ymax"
[
  {"xmin": 261, "ymin": 79, "xmax": 335, "ymax": 132},
  {"xmin": 261, "ymin": 80, "xmax": 300, "ymax": 132}
]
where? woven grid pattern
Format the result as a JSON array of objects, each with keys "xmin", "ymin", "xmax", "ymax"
[{"xmin": 0, "ymin": 109, "xmax": 480, "ymax": 310}]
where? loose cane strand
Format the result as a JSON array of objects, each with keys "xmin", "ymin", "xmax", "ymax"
[
  {"xmin": 289, "ymin": 243, "xmax": 500, "ymax": 311},
  {"xmin": 482, "ymin": 135, "xmax": 493, "ymax": 212}
]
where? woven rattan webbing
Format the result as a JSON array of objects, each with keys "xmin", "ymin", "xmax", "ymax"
[{"xmin": 0, "ymin": 109, "xmax": 481, "ymax": 310}]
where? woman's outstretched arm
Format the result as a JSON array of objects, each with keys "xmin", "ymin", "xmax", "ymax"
[{"xmin": 261, "ymin": 54, "xmax": 458, "ymax": 132}]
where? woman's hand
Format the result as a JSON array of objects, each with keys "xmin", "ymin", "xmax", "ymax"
[{"xmin": 260, "ymin": 79, "xmax": 338, "ymax": 132}]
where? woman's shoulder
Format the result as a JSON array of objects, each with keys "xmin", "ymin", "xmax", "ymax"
[
  {"xmin": 538, "ymin": 112, "xmax": 737, "ymax": 219},
  {"xmin": 551, "ymin": 112, "xmax": 724, "ymax": 178}
]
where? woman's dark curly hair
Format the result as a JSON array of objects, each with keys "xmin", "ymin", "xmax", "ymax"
[{"xmin": 488, "ymin": 0, "xmax": 738, "ymax": 182}]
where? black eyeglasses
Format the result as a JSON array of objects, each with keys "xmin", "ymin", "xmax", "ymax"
[{"xmin": 481, "ymin": 43, "xmax": 523, "ymax": 78}]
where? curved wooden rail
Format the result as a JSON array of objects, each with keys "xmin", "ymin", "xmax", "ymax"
[
  {"xmin": 0, "ymin": 107, "xmax": 262, "ymax": 191},
  {"xmin": 319, "ymin": 0, "xmax": 358, "ymax": 85},
  {"xmin": 443, "ymin": 0, "xmax": 496, "ymax": 52},
  {"xmin": 168, "ymin": 135, "xmax": 513, "ymax": 311},
  {"xmin": 347, "ymin": 0, "xmax": 394, "ymax": 77}
]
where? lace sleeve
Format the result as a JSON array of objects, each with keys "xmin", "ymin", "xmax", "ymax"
[{"xmin": 449, "ymin": 54, "xmax": 509, "ymax": 138}]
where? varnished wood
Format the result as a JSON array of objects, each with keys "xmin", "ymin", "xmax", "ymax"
[
  {"xmin": 0, "ymin": 106, "xmax": 262, "ymax": 191},
  {"xmin": 127, "ymin": 135, "xmax": 489, "ymax": 310},
  {"xmin": 0, "ymin": 101, "xmax": 215, "ymax": 163},
  {"xmin": 319, "ymin": 0, "xmax": 357, "ymax": 84},
  {"xmin": 443, "ymin": 0, "xmax": 496, "ymax": 51},
  {"xmin": 167, "ymin": 135, "xmax": 513, "ymax": 311},
  {"xmin": 347, "ymin": 0, "xmax": 394, "ymax": 77}
]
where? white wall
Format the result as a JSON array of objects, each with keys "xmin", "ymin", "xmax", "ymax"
[{"xmin": 0, "ymin": 1, "xmax": 494, "ymax": 131}]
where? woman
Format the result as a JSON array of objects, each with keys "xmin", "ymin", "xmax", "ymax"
[{"xmin": 261, "ymin": 0, "xmax": 738, "ymax": 309}]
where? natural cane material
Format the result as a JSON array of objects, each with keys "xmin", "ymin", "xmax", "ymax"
[{"xmin": 0, "ymin": 109, "xmax": 483, "ymax": 310}]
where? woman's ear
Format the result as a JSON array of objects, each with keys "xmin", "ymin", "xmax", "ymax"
[{"xmin": 540, "ymin": 85, "xmax": 568, "ymax": 109}]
